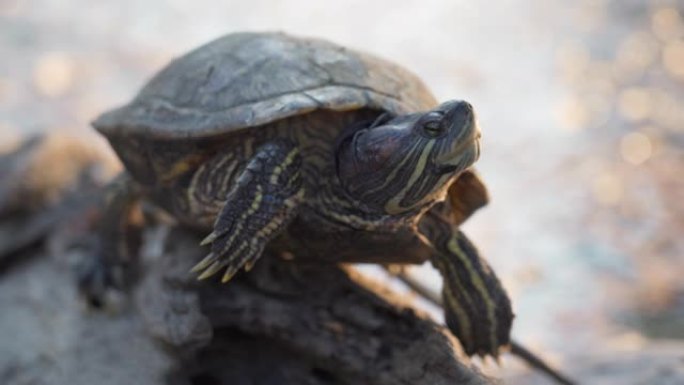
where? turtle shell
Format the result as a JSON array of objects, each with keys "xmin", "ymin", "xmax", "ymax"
[
  {"xmin": 92, "ymin": 32, "xmax": 487, "ymax": 221},
  {"xmin": 94, "ymin": 32, "xmax": 437, "ymax": 140}
]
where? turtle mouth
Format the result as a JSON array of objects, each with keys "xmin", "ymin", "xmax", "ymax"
[{"xmin": 434, "ymin": 122, "xmax": 481, "ymax": 174}]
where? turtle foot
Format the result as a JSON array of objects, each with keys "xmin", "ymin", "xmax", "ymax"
[
  {"xmin": 189, "ymin": 140, "xmax": 304, "ymax": 283},
  {"xmin": 76, "ymin": 252, "xmax": 126, "ymax": 309}
]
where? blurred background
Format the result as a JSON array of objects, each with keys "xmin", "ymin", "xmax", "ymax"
[{"xmin": 1, "ymin": 0, "xmax": 683, "ymax": 383}]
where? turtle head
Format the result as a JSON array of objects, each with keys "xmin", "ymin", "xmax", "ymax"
[{"xmin": 337, "ymin": 100, "xmax": 481, "ymax": 215}]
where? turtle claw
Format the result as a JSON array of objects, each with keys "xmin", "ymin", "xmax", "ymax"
[
  {"xmin": 221, "ymin": 266, "xmax": 239, "ymax": 283},
  {"xmin": 196, "ymin": 260, "xmax": 223, "ymax": 280},
  {"xmin": 199, "ymin": 232, "xmax": 217, "ymax": 246},
  {"xmin": 244, "ymin": 259, "xmax": 256, "ymax": 272},
  {"xmin": 190, "ymin": 252, "xmax": 216, "ymax": 274},
  {"xmin": 190, "ymin": 240, "xmax": 264, "ymax": 283}
]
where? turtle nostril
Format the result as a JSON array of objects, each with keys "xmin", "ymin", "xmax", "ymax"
[
  {"xmin": 442, "ymin": 100, "xmax": 474, "ymax": 133},
  {"xmin": 453, "ymin": 100, "xmax": 473, "ymax": 116}
]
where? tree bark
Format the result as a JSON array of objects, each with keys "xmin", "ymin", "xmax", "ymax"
[{"xmin": 137, "ymin": 228, "xmax": 492, "ymax": 385}]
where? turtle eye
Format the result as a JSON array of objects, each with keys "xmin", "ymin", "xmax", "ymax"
[{"xmin": 422, "ymin": 119, "xmax": 445, "ymax": 138}]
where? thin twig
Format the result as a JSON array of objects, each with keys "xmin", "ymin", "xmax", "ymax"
[{"xmin": 391, "ymin": 269, "xmax": 577, "ymax": 385}]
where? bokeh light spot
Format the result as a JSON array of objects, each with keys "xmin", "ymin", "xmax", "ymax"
[
  {"xmin": 651, "ymin": 6, "xmax": 684, "ymax": 41},
  {"xmin": 662, "ymin": 40, "xmax": 684, "ymax": 79},
  {"xmin": 556, "ymin": 96, "xmax": 590, "ymax": 132},
  {"xmin": 32, "ymin": 52, "xmax": 76, "ymax": 98},
  {"xmin": 617, "ymin": 87, "xmax": 652, "ymax": 122},
  {"xmin": 620, "ymin": 132, "xmax": 652, "ymax": 165},
  {"xmin": 615, "ymin": 31, "xmax": 658, "ymax": 77},
  {"xmin": 556, "ymin": 41, "xmax": 590, "ymax": 82},
  {"xmin": 592, "ymin": 172, "xmax": 624, "ymax": 206}
]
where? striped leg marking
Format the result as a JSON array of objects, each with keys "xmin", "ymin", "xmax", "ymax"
[
  {"xmin": 191, "ymin": 139, "xmax": 304, "ymax": 283},
  {"xmin": 422, "ymin": 216, "xmax": 514, "ymax": 357}
]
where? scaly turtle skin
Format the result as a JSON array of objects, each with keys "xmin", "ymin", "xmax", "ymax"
[{"xmin": 86, "ymin": 32, "xmax": 513, "ymax": 357}]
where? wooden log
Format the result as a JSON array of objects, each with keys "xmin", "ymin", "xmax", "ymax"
[{"xmin": 137, "ymin": 228, "xmax": 492, "ymax": 385}]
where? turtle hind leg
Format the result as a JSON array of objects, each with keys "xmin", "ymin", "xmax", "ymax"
[
  {"xmin": 77, "ymin": 173, "xmax": 143, "ymax": 307},
  {"xmin": 419, "ymin": 211, "xmax": 514, "ymax": 357},
  {"xmin": 191, "ymin": 139, "xmax": 304, "ymax": 283}
]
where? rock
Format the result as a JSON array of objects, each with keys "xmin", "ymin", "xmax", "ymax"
[{"xmin": 0, "ymin": 250, "xmax": 175, "ymax": 385}]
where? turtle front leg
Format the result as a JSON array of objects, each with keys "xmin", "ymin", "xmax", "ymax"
[
  {"xmin": 419, "ymin": 210, "xmax": 514, "ymax": 357},
  {"xmin": 191, "ymin": 139, "xmax": 304, "ymax": 283}
]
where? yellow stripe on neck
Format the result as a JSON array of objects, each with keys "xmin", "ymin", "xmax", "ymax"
[{"xmin": 384, "ymin": 140, "xmax": 434, "ymax": 214}]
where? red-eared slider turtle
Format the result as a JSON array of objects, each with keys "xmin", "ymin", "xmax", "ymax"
[{"xmin": 86, "ymin": 32, "xmax": 513, "ymax": 357}]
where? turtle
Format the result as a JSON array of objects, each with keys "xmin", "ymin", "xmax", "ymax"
[{"xmin": 85, "ymin": 31, "xmax": 514, "ymax": 357}]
